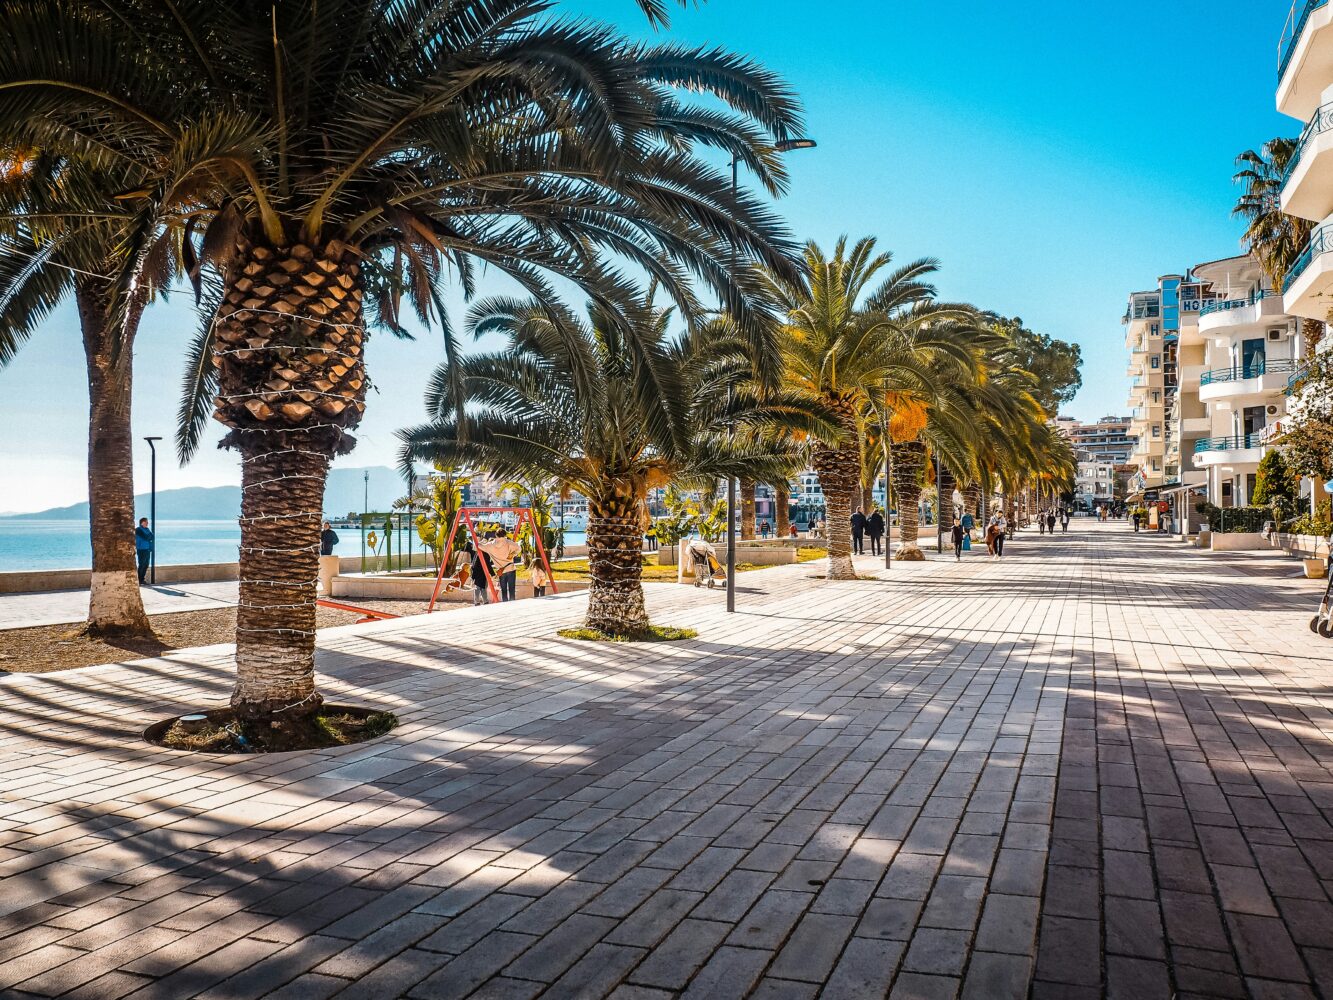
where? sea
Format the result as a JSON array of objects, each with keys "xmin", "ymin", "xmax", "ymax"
[{"xmin": 0, "ymin": 519, "xmax": 588, "ymax": 573}]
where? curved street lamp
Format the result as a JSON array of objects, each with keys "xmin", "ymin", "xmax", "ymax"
[{"xmin": 726, "ymin": 138, "xmax": 817, "ymax": 613}]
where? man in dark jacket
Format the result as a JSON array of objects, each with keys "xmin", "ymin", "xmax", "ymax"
[
  {"xmin": 866, "ymin": 509, "xmax": 885, "ymax": 556},
  {"xmin": 320, "ymin": 521, "xmax": 340, "ymax": 556},
  {"xmin": 850, "ymin": 507, "xmax": 867, "ymax": 554},
  {"xmin": 135, "ymin": 518, "xmax": 154, "ymax": 584}
]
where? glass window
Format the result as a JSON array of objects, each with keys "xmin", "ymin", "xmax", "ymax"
[
  {"xmin": 1152, "ymin": 425, "xmax": 1161, "ymax": 438},
  {"xmin": 1151, "ymin": 355, "xmax": 1160, "ymax": 369}
]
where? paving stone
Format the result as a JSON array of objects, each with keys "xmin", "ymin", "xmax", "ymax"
[
  {"xmin": 960, "ymin": 951, "xmax": 1031, "ymax": 1000},
  {"xmin": 626, "ymin": 918, "xmax": 731, "ymax": 990}
]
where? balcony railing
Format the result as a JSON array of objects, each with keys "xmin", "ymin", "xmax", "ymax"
[
  {"xmin": 1194, "ymin": 434, "xmax": 1262, "ymax": 453},
  {"xmin": 1285, "ymin": 226, "xmax": 1333, "ymax": 291},
  {"xmin": 1198, "ymin": 289, "xmax": 1271, "ymax": 317},
  {"xmin": 1287, "ymin": 361, "xmax": 1313, "ymax": 394},
  {"xmin": 1199, "ymin": 357, "xmax": 1300, "ymax": 385},
  {"xmin": 1281, "ymin": 0, "xmax": 1329, "ymax": 81},
  {"xmin": 1283, "ymin": 103, "xmax": 1333, "ymax": 188}
]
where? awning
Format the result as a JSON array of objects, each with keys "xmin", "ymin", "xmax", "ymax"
[{"xmin": 1156, "ymin": 476, "xmax": 1207, "ymax": 497}]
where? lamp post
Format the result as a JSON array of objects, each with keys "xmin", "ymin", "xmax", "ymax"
[
  {"xmin": 143, "ymin": 436, "xmax": 162, "ymax": 585},
  {"xmin": 726, "ymin": 137, "xmax": 816, "ymax": 613}
]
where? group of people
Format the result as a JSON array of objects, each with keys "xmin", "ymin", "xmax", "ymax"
[
  {"xmin": 1036, "ymin": 507, "xmax": 1071, "ymax": 535},
  {"xmin": 850, "ymin": 507, "xmax": 888, "ymax": 555},
  {"xmin": 462, "ymin": 528, "xmax": 550, "ymax": 604}
]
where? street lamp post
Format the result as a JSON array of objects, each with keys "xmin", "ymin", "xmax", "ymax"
[
  {"xmin": 726, "ymin": 137, "xmax": 816, "ymax": 613},
  {"xmin": 143, "ymin": 437, "xmax": 162, "ymax": 585}
]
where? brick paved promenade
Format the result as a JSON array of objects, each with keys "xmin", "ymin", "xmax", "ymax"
[{"xmin": 1, "ymin": 521, "xmax": 1331, "ymax": 999}]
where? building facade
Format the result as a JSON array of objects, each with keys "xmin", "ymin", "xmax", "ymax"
[{"xmin": 1054, "ymin": 416, "xmax": 1135, "ymax": 509}]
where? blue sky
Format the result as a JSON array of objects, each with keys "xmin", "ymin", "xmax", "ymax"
[{"xmin": 0, "ymin": 0, "xmax": 1296, "ymax": 512}]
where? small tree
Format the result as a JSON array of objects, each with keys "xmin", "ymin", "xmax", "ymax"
[{"xmin": 1252, "ymin": 449, "xmax": 1294, "ymax": 507}]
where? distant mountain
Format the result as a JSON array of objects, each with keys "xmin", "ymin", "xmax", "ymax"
[{"xmin": 2, "ymin": 466, "xmax": 411, "ymax": 521}]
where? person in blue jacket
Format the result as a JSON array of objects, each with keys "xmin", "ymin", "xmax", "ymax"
[{"xmin": 135, "ymin": 518, "xmax": 154, "ymax": 584}]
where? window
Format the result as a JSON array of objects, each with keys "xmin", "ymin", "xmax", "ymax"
[
  {"xmin": 1151, "ymin": 355, "xmax": 1161, "ymax": 369},
  {"xmin": 1152, "ymin": 425, "xmax": 1161, "ymax": 438},
  {"xmin": 1151, "ymin": 391, "xmax": 1160, "ymax": 403}
]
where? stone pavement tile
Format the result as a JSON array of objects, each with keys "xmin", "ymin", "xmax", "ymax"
[
  {"xmin": 407, "ymin": 931, "xmax": 538, "ymax": 999},
  {"xmin": 15, "ymin": 926, "xmax": 182, "ymax": 996},
  {"xmin": 677, "ymin": 944, "xmax": 771, "ymax": 998},
  {"xmin": 464, "ymin": 978, "xmax": 544, "ymax": 1000},
  {"xmin": 748, "ymin": 977, "xmax": 819, "ymax": 1000},
  {"xmin": 501, "ymin": 913, "xmax": 616, "ymax": 983},
  {"xmin": 1225, "ymin": 911, "xmax": 1313, "ymax": 984},
  {"xmin": 260, "ymin": 972, "xmax": 347, "ymax": 1000},
  {"xmin": 1160, "ymin": 890, "xmax": 1230, "ymax": 952},
  {"xmin": 1034, "ymin": 915, "xmax": 1100, "ymax": 987},
  {"xmin": 918, "ymin": 875, "xmax": 986, "ymax": 931},
  {"xmin": 541, "ymin": 942, "xmax": 647, "ymax": 1000},
  {"xmin": 690, "ymin": 868, "xmax": 776, "ymax": 923},
  {"xmin": 879, "ymin": 852, "xmax": 944, "ymax": 901},
  {"xmin": 901, "ymin": 927, "xmax": 970, "ymax": 978},
  {"xmin": 419, "ymin": 893, "xmax": 530, "ymax": 955},
  {"xmin": 724, "ymin": 889, "xmax": 812, "ymax": 950},
  {"xmin": 857, "ymin": 896, "xmax": 923, "ymax": 941},
  {"xmin": 767, "ymin": 912, "xmax": 857, "ymax": 982},
  {"xmin": 1212, "ymin": 863, "xmax": 1280, "ymax": 916},
  {"xmin": 122, "ymin": 937, "xmax": 285, "ymax": 999},
  {"xmin": 1104, "ymin": 896, "xmax": 1166, "ymax": 960},
  {"xmin": 889, "ymin": 971, "xmax": 960, "ymax": 999},
  {"xmin": 1102, "ymin": 848, "xmax": 1154, "ymax": 899},
  {"xmin": 579, "ymin": 867, "xmax": 673, "ymax": 919},
  {"xmin": 821, "ymin": 936, "xmax": 904, "ymax": 997},
  {"xmin": 318, "ymin": 947, "xmax": 449, "ymax": 1000},
  {"xmin": 1105, "ymin": 956, "xmax": 1171, "ymax": 1000},
  {"xmin": 194, "ymin": 935, "xmax": 347, "ymax": 1000},
  {"xmin": 625, "ymin": 918, "xmax": 732, "ymax": 991},
  {"xmin": 603, "ymin": 889, "xmax": 703, "ymax": 949},
  {"xmin": 988, "ymin": 848, "xmax": 1045, "ymax": 897},
  {"xmin": 313, "ymin": 911, "xmax": 448, "ymax": 979},
  {"xmin": 810, "ymin": 876, "xmax": 875, "ymax": 915},
  {"xmin": 960, "ymin": 951, "xmax": 1031, "ymax": 1000},
  {"xmin": 973, "ymin": 893, "xmax": 1039, "ymax": 956}
]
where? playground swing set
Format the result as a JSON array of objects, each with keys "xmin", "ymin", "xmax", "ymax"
[{"xmin": 427, "ymin": 506, "xmax": 558, "ymax": 611}]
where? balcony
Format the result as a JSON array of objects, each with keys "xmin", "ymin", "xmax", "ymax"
[
  {"xmin": 1181, "ymin": 416, "xmax": 1212, "ymax": 435},
  {"xmin": 1286, "ymin": 360, "xmax": 1313, "ymax": 394},
  {"xmin": 1282, "ymin": 226, "xmax": 1333, "ymax": 319},
  {"xmin": 1192, "ymin": 433, "xmax": 1265, "ymax": 467},
  {"xmin": 1197, "ymin": 358, "xmax": 1301, "ymax": 402},
  {"xmin": 1197, "ymin": 290, "xmax": 1279, "ymax": 334},
  {"xmin": 1278, "ymin": 0, "xmax": 1333, "ymax": 120},
  {"xmin": 1281, "ymin": 103, "xmax": 1333, "ymax": 221}
]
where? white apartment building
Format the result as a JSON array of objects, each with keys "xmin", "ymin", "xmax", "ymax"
[
  {"xmin": 1054, "ymin": 417, "xmax": 1135, "ymax": 508},
  {"xmin": 1188, "ymin": 255, "xmax": 1301, "ymax": 507},
  {"xmin": 1074, "ymin": 450, "xmax": 1118, "ymax": 509}
]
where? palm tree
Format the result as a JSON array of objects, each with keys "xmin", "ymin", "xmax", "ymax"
[
  {"xmin": 1234, "ymin": 138, "xmax": 1323, "ymax": 350},
  {"xmin": 0, "ymin": 152, "xmax": 171, "ymax": 638},
  {"xmin": 0, "ymin": 0, "xmax": 805, "ymax": 723},
  {"xmin": 769, "ymin": 237, "xmax": 982, "ymax": 577},
  {"xmin": 399, "ymin": 298, "xmax": 825, "ymax": 636}
]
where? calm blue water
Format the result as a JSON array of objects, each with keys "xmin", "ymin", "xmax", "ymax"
[{"xmin": 0, "ymin": 520, "xmax": 589, "ymax": 572}]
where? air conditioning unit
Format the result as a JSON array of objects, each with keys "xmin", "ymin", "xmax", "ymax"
[
  {"xmin": 1267, "ymin": 404, "xmax": 1280, "ymax": 416},
  {"xmin": 1267, "ymin": 327, "xmax": 1288, "ymax": 342}
]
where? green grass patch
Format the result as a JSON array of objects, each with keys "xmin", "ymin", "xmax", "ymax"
[{"xmin": 558, "ymin": 624, "xmax": 698, "ymax": 643}]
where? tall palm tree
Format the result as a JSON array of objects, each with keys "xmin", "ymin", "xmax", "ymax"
[
  {"xmin": 399, "ymin": 298, "xmax": 826, "ymax": 635},
  {"xmin": 1234, "ymin": 138, "xmax": 1323, "ymax": 350},
  {"xmin": 0, "ymin": 151, "xmax": 169, "ymax": 638},
  {"xmin": 1, "ymin": 0, "xmax": 805, "ymax": 724},
  {"xmin": 768, "ymin": 237, "xmax": 978, "ymax": 578}
]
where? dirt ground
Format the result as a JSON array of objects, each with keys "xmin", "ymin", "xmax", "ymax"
[{"xmin": 0, "ymin": 598, "xmax": 433, "ymax": 675}]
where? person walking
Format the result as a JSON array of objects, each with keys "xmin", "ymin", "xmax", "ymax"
[
  {"xmin": 482, "ymin": 528, "xmax": 521, "ymax": 602},
  {"xmin": 530, "ymin": 560, "xmax": 550, "ymax": 597},
  {"xmin": 1132, "ymin": 510, "xmax": 1141, "ymax": 532},
  {"xmin": 851, "ymin": 507, "xmax": 867, "ymax": 555},
  {"xmin": 645, "ymin": 524, "xmax": 658, "ymax": 552},
  {"xmin": 1060, "ymin": 509, "xmax": 1070, "ymax": 533},
  {"xmin": 1046, "ymin": 510, "xmax": 1056, "ymax": 535},
  {"xmin": 1037, "ymin": 509, "xmax": 1045, "ymax": 535},
  {"xmin": 320, "ymin": 520, "xmax": 339, "ymax": 555},
  {"xmin": 789, "ymin": 522, "xmax": 799, "ymax": 539},
  {"xmin": 759, "ymin": 519, "xmax": 770, "ymax": 539},
  {"xmin": 867, "ymin": 509, "xmax": 885, "ymax": 556},
  {"xmin": 469, "ymin": 539, "xmax": 494, "ymax": 605},
  {"xmin": 951, "ymin": 520, "xmax": 965, "ymax": 561},
  {"xmin": 135, "ymin": 517, "xmax": 154, "ymax": 584},
  {"xmin": 994, "ymin": 513, "xmax": 1007, "ymax": 557}
]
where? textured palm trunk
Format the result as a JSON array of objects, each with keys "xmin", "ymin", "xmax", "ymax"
[
  {"xmin": 860, "ymin": 484, "xmax": 874, "ymax": 515},
  {"xmin": 77, "ymin": 284, "xmax": 152, "ymax": 638},
  {"xmin": 740, "ymin": 478, "xmax": 756, "ymax": 540},
  {"xmin": 585, "ymin": 480, "xmax": 649, "ymax": 634},
  {"xmin": 774, "ymin": 482, "xmax": 791, "ymax": 538},
  {"xmin": 892, "ymin": 440, "xmax": 926, "ymax": 560},
  {"xmin": 812, "ymin": 400, "xmax": 860, "ymax": 580},
  {"xmin": 964, "ymin": 482, "xmax": 981, "ymax": 522},
  {"xmin": 214, "ymin": 239, "xmax": 366, "ymax": 725}
]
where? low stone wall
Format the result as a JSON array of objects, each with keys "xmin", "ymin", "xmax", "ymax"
[
  {"xmin": 1209, "ymin": 532, "xmax": 1267, "ymax": 552},
  {"xmin": 332, "ymin": 571, "xmax": 587, "ymax": 602}
]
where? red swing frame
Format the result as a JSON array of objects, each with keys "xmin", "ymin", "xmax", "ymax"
[{"xmin": 427, "ymin": 506, "xmax": 559, "ymax": 611}]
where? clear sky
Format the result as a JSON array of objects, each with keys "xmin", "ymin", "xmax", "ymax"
[{"xmin": 0, "ymin": 0, "xmax": 1297, "ymax": 513}]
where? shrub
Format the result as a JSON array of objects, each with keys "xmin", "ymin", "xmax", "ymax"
[{"xmin": 1195, "ymin": 503, "xmax": 1271, "ymax": 533}]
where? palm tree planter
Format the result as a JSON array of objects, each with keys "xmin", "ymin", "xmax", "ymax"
[{"xmin": 400, "ymin": 299, "xmax": 821, "ymax": 637}]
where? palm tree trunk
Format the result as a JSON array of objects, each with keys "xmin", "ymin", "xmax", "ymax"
[
  {"xmin": 214, "ymin": 238, "xmax": 367, "ymax": 725},
  {"xmin": 892, "ymin": 440, "xmax": 926, "ymax": 560},
  {"xmin": 76, "ymin": 284, "xmax": 152, "ymax": 638},
  {"xmin": 861, "ymin": 484, "xmax": 875, "ymax": 515},
  {"xmin": 964, "ymin": 482, "xmax": 981, "ymax": 522},
  {"xmin": 585, "ymin": 480, "xmax": 649, "ymax": 634},
  {"xmin": 774, "ymin": 482, "xmax": 791, "ymax": 538},
  {"xmin": 740, "ymin": 478, "xmax": 756, "ymax": 541},
  {"xmin": 812, "ymin": 401, "xmax": 860, "ymax": 579}
]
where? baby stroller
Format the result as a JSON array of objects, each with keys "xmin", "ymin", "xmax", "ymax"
[
  {"xmin": 1311, "ymin": 533, "xmax": 1333, "ymax": 637},
  {"xmin": 685, "ymin": 538, "xmax": 725, "ymax": 589}
]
